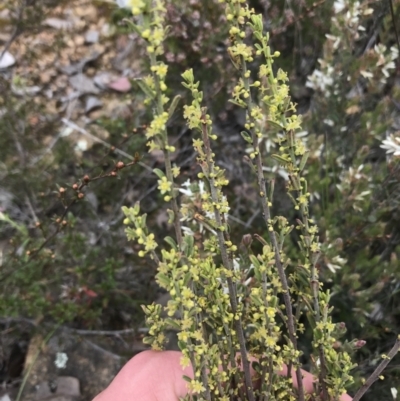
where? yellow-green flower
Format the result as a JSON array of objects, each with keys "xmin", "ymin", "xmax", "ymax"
[{"xmin": 158, "ymin": 176, "xmax": 172, "ymax": 194}]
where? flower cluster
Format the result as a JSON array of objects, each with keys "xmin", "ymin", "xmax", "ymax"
[
  {"xmin": 122, "ymin": 204, "xmax": 158, "ymax": 258},
  {"xmin": 118, "ymin": 0, "xmax": 359, "ymax": 400},
  {"xmin": 381, "ymin": 133, "xmax": 400, "ymax": 157}
]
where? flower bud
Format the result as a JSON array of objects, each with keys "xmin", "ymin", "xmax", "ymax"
[
  {"xmin": 241, "ymin": 234, "xmax": 253, "ymax": 248},
  {"xmin": 355, "ymin": 339, "xmax": 366, "ymax": 348}
]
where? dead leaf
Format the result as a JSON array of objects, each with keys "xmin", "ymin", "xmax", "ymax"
[{"xmin": 346, "ymin": 105, "xmax": 361, "ymax": 115}]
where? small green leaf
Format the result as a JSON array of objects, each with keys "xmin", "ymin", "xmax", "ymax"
[
  {"xmin": 271, "ymin": 154, "xmax": 289, "ymax": 164},
  {"xmin": 156, "ymin": 273, "xmax": 171, "ymax": 288},
  {"xmin": 266, "ymin": 120, "xmax": 284, "ymax": 132},
  {"xmin": 165, "ymin": 318, "xmax": 181, "ymax": 330},
  {"xmin": 299, "ymin": 150, "xmax": 310, "ymax": 171},
  {"xmin": 135, "ymin": 78, "xmax": 155, "ymax": 99},
  {"xmin": 153, "ymin": 168, "xmax": 165, "ymax": 179},
  {"xmin": 240, "ymin": 131, "xmax": 253, "ymax": 144},
  {"xmin": 140, "ymin": 213, "xmax": 147, "ymax": 228},
  {"xmin": 183, "ymin": 235, "xmax": 194, "ymax": 257},
  {"xmin": 249, "ymin": 254, "xmax": 261, "ymax": 269},
  {"xmin": 228, "ymin": 99, "xmax": 246, "ymax": 108},
  {"xmin": 168, "ymin": 95, "xmax": 181, "ymax": 120},
  {"xmin": 167, "ymin": 209, "xmax": 174, "ymax": 224},
  {"xmin": 179, "ymin": 341, "xmax": 188, "ymax": 351},
  {"xmin": 164, "ymin": 236, "xmax": 178, "ymax": 250}
]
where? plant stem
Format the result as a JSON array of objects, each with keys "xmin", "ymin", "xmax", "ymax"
[
  {"xmin": 254, "ymin": 150, "xmax": 305, "ymax": 401},
  {"xmin": 240, "ymin": 58, "xmax": 305, "ymax": 400},
  {"xmin": 352, "ymin": 337, "xmax": 400, "ymax": 401},
  {"xmin": 200, "ymin": 110, "xmax": 256, "ymax": 401},
  {"xmin": 150, "ymin": 53, "xmax": 183, "ymax": 249}
]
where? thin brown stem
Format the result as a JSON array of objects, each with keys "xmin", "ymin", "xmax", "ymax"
[
  {"xmin": 352, "ymin": 337, "xmax": 400, "ymax": 401},
  {"xmin": 200, "ymin": 110, "xmax": 255, "ymax": 401},
  {"xmin": 254, "ymin": 142, "xmax": 305, "ymax": 401}
]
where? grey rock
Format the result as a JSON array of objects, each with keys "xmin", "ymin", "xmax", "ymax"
[
  {"xmin": 69, "ymin": 74, "xmax": 99, "ymax": 95},
  {"xmin": 0, "ymin": 51, "xmax": 15, "ymax": 69},
  {"xmin": 85, "ymin": 31, "xmax": 99, "ymax": 44},
  {"xmin": 20, "ymin": 330, "xmax": 123, "ymax": 401},
  {"xmin": 85, "ymin": 96, "xmax": 103, "ymax": 114},
  {"xmin": 35, "ymin": 376, "xmax": 80, "ymax": 400}
]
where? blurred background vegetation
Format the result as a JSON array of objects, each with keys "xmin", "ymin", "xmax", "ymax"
[{"xmin": 0, "ymin": 0, "xmax": 399, "ymax": 399}]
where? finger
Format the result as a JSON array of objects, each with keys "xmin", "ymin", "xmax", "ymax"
[{"xmin": 93, "ymin": 350, "xmax": 193, "ymax": 401}]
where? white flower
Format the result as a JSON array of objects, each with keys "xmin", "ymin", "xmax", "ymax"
[
  {"xmin": 333, "ymin": 0, "xmax": 346, "ymax": 14},
  {"xmin": 355, "ymin": 190, "xmax": 371, "ymax": 201},
  {"xmin": 360, "ymin": 70, "xmax": 373, "ymax": 79},
  {"xmin": 306, "ymin": 64, "xmax": 335, "ymax": 94},
  {"xmin": 325, "ymin": 34, "xmax": 341, "ymax": 50},
  {"xmin": 54, "ymin": 352, "xmax": 68, "ymax": 369},
  {"xmin": 115, "ymin": 0, "xmax": 131, "ymax": 7},
  {"xmin": 326, "ymin": 255, "xmax": 347, "ymax": 273},
  {"xmin": 391, "ymin": 387, "xmax": 398, "ymax": 400},
  {"xmin": 181, "ymin": 226, "xmax": 195, "ymax": 236},
  {"xmin": 198, "ymin": 181, "xmax": 205, "ymax": 195},
  {"xmin": 179, "ymin": 179, "xmax": 194, "ymax": 197},
  {"xmin": 381, "ymin": 135, "xmax": 400, "ymax": 156},
  {"xmin": 323, "ymin": 119, "xmax": 334, "ymax": 126}
]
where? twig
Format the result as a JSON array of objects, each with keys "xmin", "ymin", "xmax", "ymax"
[
  {"xmin": 64, "ymin": 327, "xmax": 136, "ymax": 336},
  {"xmin": 352, "ymin": 337, "xmax": 400, "ymax": 401},
  {"xmin": 0, "ymin": 154, "xmax": 140, "ymax": 285},
  {"xmin": 61, "ymin": 118, "xmax": 153, "ymax": 172},
  {"xmin": 0, "ymin": 317, "xmax": 136, "ymax": 337}
]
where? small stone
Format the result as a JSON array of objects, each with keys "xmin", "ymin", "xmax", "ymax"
[
  {"xmin": 85, "ymin": 96, "xmax": 103, "ymax": 113},
  {"xmin": 0, "ymin": 51, "xmax": 15, "ymax": 69},
  {"xmin": 69, "ymin": 74, "xmax": 99, "ymax": 94},
  {"xmin": 85, "ymin": 30, "xmax": 99, "ymax": 44}
]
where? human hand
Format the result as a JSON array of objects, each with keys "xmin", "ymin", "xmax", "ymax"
[{"xmin": 93, "ymin": 350, "xmax": 352, "ymax": 401}]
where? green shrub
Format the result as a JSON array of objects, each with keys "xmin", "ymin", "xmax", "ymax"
[{"xmin": 118, "ymin": 0, "xmax": 400, "ymax": 399}]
